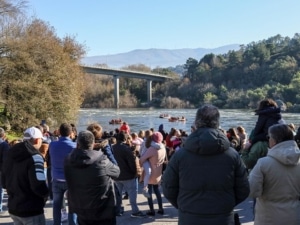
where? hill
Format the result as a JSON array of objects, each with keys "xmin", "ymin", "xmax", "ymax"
[{"xmin": 81, "ymin": 44, "xmax": 240, "ymax": 68}]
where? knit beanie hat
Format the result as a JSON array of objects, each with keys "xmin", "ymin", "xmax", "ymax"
[{"xmin": 152, "ymin": 132, "xmax": 163, "ymax": 144}]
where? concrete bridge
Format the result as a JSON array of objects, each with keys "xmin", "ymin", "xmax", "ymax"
[{"xmin": 82, "ymin": 66, "xmax": 170, "ymax": 108}]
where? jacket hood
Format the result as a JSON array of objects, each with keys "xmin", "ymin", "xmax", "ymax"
[
  {"xmin": 183, "ymin": 128, "xmax": 230, "ymax": 155},
  {"xmin": 158, "ymin": 124, "xmax": 164, "ymax": 131},
  {"xmin": 10, "ymin": 141, "xmax": 39, "ymax": 162},
  {"xmin": 268, "ymin": 140, "xmax": 300, "ymax": 166},
  {"xmin": 255, "ymin": 106, "xmax": 280, "ymax": 115},
  {"xmin": 68, "ymin": 148, "xmax": 105, "ymax": 167},
  {"xmin": 151, "ymin": 141, "xmax": 165, "ymax": 150}
]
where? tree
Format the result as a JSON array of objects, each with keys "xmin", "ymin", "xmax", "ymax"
[
  {"xmin": 184, "ymin": 57, "xmax": 198, "ymax": 81},
  {"xmin": 0, "ymin": 18, "xmax": 86, "ymax": 131},
  {"xmin": 0, "ymin": 0, "xmax": 26, "ymax": 17}
]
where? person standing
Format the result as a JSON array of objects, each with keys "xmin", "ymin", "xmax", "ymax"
[
  {"xmin": 2, "ymin": 127, "xmax": 49, "ymax": 224},
  {"xmin": 249, "ymin": 124, "xmax": 300, "ymax": 225},
  {"xmin": 140, "ymin": 132, "xmax": 166, "ymax": 216},
  {"xmin": 162, "ymin": 104, "xmax": 249, "ymax": 225},
  {"xmin": 64, "ymin": 130, "xmax": 120, "ymax": 225},
  {"xmin": 119, "ymin": 122, "xmax": 130, "ymax": 134},
  {"xmin": 0, "ymin": 127, "xmax": 10, "ymax": 215},
  {"xmin": 112, "ymin": 131, "xmax": 145, "ymax": 218},
  {"xmin": 87, "ymin": 122, "xmax": 118, "ymax": 165},
  {"xmin": 49, "ymin": 123, "xmax": 77, "ymax": 225},
  {"xmin": 241, "ymin": 99, "xmax": 284, "ymax": 170}
]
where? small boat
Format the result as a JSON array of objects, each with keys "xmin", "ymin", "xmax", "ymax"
[
  {"xmin": 168, "ymin": 117, "xmax": 179, "ymax": 122},
  {"xmin": 159, "ymin": 114, "xmax": 170, "ymax": 119},
  {"xmin": 168, "ymin": 116, "xmax": 186, "ymax": 122},
  {"xmin": 109, "ymin": 119, "xmax": 123, "ymax": 125}
]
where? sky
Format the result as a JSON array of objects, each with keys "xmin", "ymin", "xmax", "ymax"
[{"xmin": 27, "ymin": 0, "xmax": 300, "ymax": 57}]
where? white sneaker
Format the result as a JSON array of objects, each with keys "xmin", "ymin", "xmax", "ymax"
[{"xmin": 61, "ymin": 211, "xmax": 68, "ymax": 222}]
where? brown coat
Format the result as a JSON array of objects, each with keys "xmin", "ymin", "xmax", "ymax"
[{"xmin": 140, "ymin": 145, "xmax": 166, "ymax": 185}]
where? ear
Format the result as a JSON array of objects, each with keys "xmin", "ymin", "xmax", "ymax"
[{"xmin": 33, "ymin": 138, "xmax": 40, "ymax": 145}]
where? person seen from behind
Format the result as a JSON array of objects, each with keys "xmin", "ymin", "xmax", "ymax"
[
  {"xmin": 0, "ymin": 128, "xmax": 10, "ymax": 215},
  {"xmin": 236, "ymin": 126, "xmax": 247, "ymax": 150},
  {"xmin": 140, "ymin": 131, "xmax": 166, "ymax": 216},
  {"xmin": 139, "ymin": 130, "xmax": 153, "ymax": 197},
  {"xmin": 162, "ymin": 104, "xmax": 249, "ymax": 225},
  {"xmin": 49, "ymin": 123, "xmax": 77, "ymax": 225},
  {"xmin": 87, "ymin": 122, "xmax": 117, "ymax": 165},
  {"xmin": 112, "ymin": 131, "xmax": 145, "ymax": 218},
  {"xmin": 241, "ymin": 98, "xmax": 284, "ymax": 170},
  {"xmin": 119, "ymin": 122, "xmax": 130, "ymax": 134},
  {"xmin": 64, "ymin": 130, "xmax": 120, "ymax": 225},
  {"xmin": 249, "ymin": 124, "xmax": 300, "ymax": 225}
]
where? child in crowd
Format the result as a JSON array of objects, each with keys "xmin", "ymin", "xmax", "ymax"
[{"xmin": 139, "ymin": 130, "xmax": 153, "ymax": 198}]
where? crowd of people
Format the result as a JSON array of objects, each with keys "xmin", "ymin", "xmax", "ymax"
[{"xmin": 0, "ymin": 98, "xmax": 300, "ymax": 225}]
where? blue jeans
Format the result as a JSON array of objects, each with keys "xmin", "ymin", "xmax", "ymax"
[
  {"xmin": 10, "ymin": 213, "xmax": 45, "ymax": 225},
  {"xmin": 115, "ymin": 178, "xmax": 139, "ymax": 213},
  {"xmin": 52, "ymin": 180, "xmax": 77, "ymax": 225}
]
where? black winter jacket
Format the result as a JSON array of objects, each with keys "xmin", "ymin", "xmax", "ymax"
[
  {"xmin": 2, "ymin": 141, "xmax": 49, "ymax": 217},
  {"xmin": 64, "ymin": 148, "xmax": 120, "ymax": 221},
  {"xmin": 162, "ymin": 128, "xmax": 249, "ymax": 225},
  {"xmin": 112, "ymin": 142, "xmax": 137, "ymax": 181},
  {"xmin": 251, "ymin": 106, "xmax": 283, "ymax": 145}
]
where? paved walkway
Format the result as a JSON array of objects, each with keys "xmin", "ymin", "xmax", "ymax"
[{"xmin": 0, "ymin": 184, "xmax": 254, "ymax": 225}]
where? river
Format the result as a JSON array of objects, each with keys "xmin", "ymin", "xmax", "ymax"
[{"xmin": 77, "ymin": 108, "xmax": 300, "ymax": 134}]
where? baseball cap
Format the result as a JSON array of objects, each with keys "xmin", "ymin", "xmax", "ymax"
[{"xmin": 23, "ymin": 127, "xmax": 44, "ymax": 140}]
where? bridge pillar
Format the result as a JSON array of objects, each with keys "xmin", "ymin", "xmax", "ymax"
[
  {"xmin": 147, "ymin": 80, "xmax": 152, "ymax": 104},
  {"xmin": 114, "ymin": 75, "xmax": 119, "ymax": 108}
]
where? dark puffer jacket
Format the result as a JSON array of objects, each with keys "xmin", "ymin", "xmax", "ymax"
[
  {"xmin": 112, "ymin": 142, "xmax": 137, "ymax": 181},
  {"xmin": 251, "ymin": 106, "xmax": 283, "ymax": 145},
  {"xmin": 64, "ymin": 148, "xmax": 120, "ymax": 221},
  {"xmin": 2, "ymin": 141, "xmax": 49, "ymax": 217},
  {"xmin": 162, "ymin": 128, "xmax": 249, "ymax": 225}
]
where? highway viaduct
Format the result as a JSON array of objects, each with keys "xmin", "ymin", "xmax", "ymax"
[{"xmin": 81, "ymin": 66, "xmax": 170, "ymax": 108}]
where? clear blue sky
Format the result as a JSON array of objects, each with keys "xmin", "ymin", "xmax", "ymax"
[{"xmin": 27, "ymin": 0, "xmax": 300, "ymax": 57}]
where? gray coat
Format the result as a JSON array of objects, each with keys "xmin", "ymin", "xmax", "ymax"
[{"xmin": 249, "ymin": 140, "xmax": 300, "ymax": 225}]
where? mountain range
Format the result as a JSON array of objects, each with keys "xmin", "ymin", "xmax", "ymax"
[{"xmin": 81, "ymin": 44, "xmax": 241, "ymax": 68}]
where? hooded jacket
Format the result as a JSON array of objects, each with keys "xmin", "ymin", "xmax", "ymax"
[
  {"xmin": 162, "ymin": 127, "xmax": 249, "ymax": 225},
  {"xmin": 64, "ymin": 148, "xmax": 120, "ymax": 220},
  {"xmin": 251, "ymin": 107, "xmax": 283, "ymax": 144},
  {"xmin": 1, "ymin": 141, "xmax": 49, "ymax": 217},
  {"xmin": 112, "ymin": 142, "xmax": 137, "ymax": 181},
  {"xmin": 249, "ymin": 140, "xmax": 300, "ymax": 225}
]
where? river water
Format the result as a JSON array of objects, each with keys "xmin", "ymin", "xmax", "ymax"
[{"xmin": 77, "ymin": 108, "xmax": 300, "ymax": 134}]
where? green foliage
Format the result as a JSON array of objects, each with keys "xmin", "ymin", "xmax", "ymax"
[
  {"xmin": 81, "ymin": 34, "xmax": 300, "ymax": 112},
  {"xmin": 0, "ymin": 5, "xmax": 86, "ymax": 131}
]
